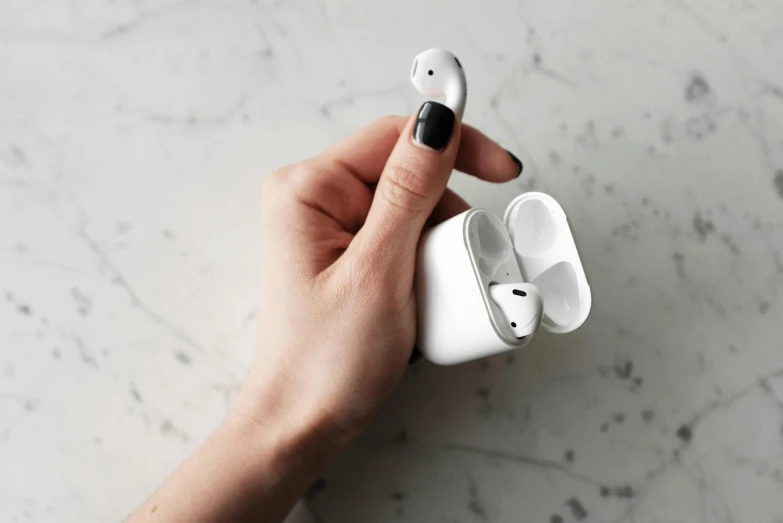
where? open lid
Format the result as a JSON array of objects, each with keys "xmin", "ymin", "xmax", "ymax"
[{"xmin": 503, "ymin": 192, "xmax": 591, "ymax": 333}]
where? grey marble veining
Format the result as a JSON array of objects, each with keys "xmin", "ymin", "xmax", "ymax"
[{"xmin": 1, "ymin": 1, "xmax": 783, "ymax": 522}]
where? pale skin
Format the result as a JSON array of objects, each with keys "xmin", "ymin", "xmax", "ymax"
[{"xmin": 126, "ymin": 111, "xmax": 521, "ymax": 523}]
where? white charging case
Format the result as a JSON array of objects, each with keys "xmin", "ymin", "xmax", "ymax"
[{"xmin": 415, "ymin": 191, "xmax": 591, "ymax": 365}]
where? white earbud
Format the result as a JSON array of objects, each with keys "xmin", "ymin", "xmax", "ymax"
[
  {"xmin": 488, "ymin": 283, "xmax": 544, "ymax": 339},
  {"xmin": 410, "ymin": 48, "xmax": 467, "ymax": 121}
]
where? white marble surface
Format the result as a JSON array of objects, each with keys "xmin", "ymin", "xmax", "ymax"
[{"xmin": 2, "ymin": 1, "xmax": 783, "ymax": 521}]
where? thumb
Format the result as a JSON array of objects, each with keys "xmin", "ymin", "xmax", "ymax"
[{"xmin": 353, "ymin": 102, "xmax": 460, "ymax": 263}]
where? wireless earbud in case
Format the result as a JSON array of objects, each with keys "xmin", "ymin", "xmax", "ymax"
[{"xmin": 415, "ymin": 192, "xmax": 591, "ymax": 365}]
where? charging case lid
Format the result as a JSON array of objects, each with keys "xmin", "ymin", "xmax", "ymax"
[{"xmin": 503, "ymin": 192, "xmax": 591, "ymax": 333}]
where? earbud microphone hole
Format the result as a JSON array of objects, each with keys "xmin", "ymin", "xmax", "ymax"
[
  {"xmin": 510, "ymin": 322, "xmax": 517, "ymax": 327},
  {"xmin": 427, "ymin": 70, "xmax": 433, "ymax": 76}
]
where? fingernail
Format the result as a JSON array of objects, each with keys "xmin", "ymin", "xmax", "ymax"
[
  {"xmin": 506, "ymin": 150, "xmax": 523, "ymax": 178},
  {"xmin": 413, "ymin": 102, "xmax": 455, "ymax": 151}
]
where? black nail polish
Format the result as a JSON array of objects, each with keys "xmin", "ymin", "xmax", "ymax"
[
  {"xmin": 506, "ymin": 150, "xmax": 523, "ymax": 178},
  {"xmin": 413, "ymin": 102, "xmax": 455, "ymax": 151}
]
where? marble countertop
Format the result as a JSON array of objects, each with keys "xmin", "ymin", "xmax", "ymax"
[{"xmin": 2, "ymin": 1, "xmax": 783, "ymax": 521}]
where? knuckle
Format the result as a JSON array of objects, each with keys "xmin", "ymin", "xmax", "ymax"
[
  {"xmin": 285, "ymin": 162, "xmax": 317, "ymax": 195},
  {"xmin": 260, "ymin": 162, "xmax": 317, "ymax": 206},
  {"xmin": 380, "ymin": 161, "xmax": 431, "ymax": 212},
  {"xmin": 260, "ymin": 165, "xmax": 291, "ymax": 204}
]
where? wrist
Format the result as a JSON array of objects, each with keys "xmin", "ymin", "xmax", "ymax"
[
  {"xmin": 224, "ymin": 378, "xmax": 350, "ymax": 488},
  {"xmin": 126, "ymin": 392, "xmax": 341, "ymax": 523}
]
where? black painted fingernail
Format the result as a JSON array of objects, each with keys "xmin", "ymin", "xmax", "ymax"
[
  {"xmin": 507, "ymin": 150, "xmax": 523, "ymax": 178},
  {"xmin": 413, "ymin": 102, "xmax": 455, "ymax": 151},
  {"xmin": 408, "ymin": 346, "xmax": 423, "ymax": 364}
]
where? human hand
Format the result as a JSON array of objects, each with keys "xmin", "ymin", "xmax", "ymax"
[
  {"xmin": 235, "ymin": 103, "xmax": 523, "ymax": 444},
  {"xmin": 127, "ymin": 104, "xmax": 524, "ymax": 523}
]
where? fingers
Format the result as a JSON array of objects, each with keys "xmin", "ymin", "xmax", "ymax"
[
  {"xmin": 260, "ymin": 163, "xmax": 374, "ymax": 278},
  {"xmin": 321, "ymin": 116, "xmax": 402, "ymax": 184},
  {"xmin": 458, "ymin": 126, "xmax": 523, "ymax": 182},
  {"xmin": 321, "ymin": 116, "xmax": 521, "ymax": 185},
  {"xmin": 261, "ymin": 162, "xmax": 373, "ymax": 234},
  {"xmin": 351, "ymin": 102, "xmax": 460, "ymax": 268},
  {"xmin": 261, "ymin": 111, "xmax": 522, "ymax": 280},
  {"xmin": 291, "ymin": 161, "xmax": 374, "ymax": 234}
]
